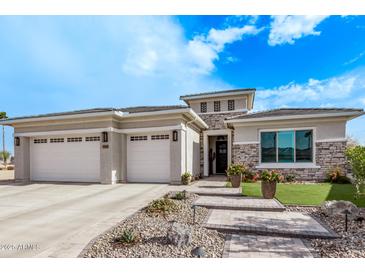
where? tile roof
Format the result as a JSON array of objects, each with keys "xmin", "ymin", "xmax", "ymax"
[
  {"xmin": 180, "ymin": 88, "xmax": 255, "ymax": 99},
  {"xmin": 2, "ymin": 105, "xmax": 189, "ymax": 121},
  {"xmin": 226, "ymin": 108, "xmax": 364, "ymax": 120}
]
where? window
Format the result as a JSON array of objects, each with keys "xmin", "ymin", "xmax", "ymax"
[
  {"xmin": 50, "ymin": 138, "xmax": 64, "ymax": 143},
  {"xmin": 228, "ymin": 100, "xmax": 235, "ymax": 111},
  {"xmin": 260, "ymin": 129, "xmax": 313, "ymax": 163},
  {"xmin": 34, "ymin": 138, "xmax": 47, "ymax": 144},
  {"xmin": 67, "ymin": 137, "xmax": 82, "ymax": 142},
  {"xmin": 85, "ymin": 136, "xmax": 100, "ymax": 142},
  {"xmin": 214, "ymin": 101, "xmax": 220, "ymax": 112},
  {"xmin": 151, "ymin": 134, "xmax": 169, "ymax": 140},
  {"xmin": 200, "ymin": 102, "xmax": 207, "ymax": 113},
  {"xmin": 130, "ymin": 136, "xmax": 147, "ymax": 141}
]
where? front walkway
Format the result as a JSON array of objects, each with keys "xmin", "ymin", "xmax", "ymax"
[{"xmin": 188, "ymin": 176, "xmax": 336, "ymax": 258}]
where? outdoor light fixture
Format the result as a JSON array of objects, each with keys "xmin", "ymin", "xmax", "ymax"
[
  {"xmin": 172, "ymin": 130, "xmax": 178, "ymax": 142},
  {"xmin": 15, "ymin": 137, "xmax": 20, "ymax": 146},
  {"xmin": 102, "ymin": 132, "xmax": 108, "ymax": 143}
]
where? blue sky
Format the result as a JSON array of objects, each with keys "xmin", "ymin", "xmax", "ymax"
[{"xmin": 1, "ymin": 15, "xmax": 365, "ymax": 154}]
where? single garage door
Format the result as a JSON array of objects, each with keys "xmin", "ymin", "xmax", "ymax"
[
  {"xmin": 30, "ymin": 135, "xmax": 100, "ymax": 182},
  {"xmin": 127, "ymin": 133, "xmax": 170, "ymax": 183}
]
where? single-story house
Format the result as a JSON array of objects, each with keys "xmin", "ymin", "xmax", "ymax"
[{"xmin": 1, "ymin": 88, "xmax": 363, "ymax": 184}]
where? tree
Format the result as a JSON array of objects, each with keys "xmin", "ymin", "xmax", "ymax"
[
  {"xmin": 346, "ymin": 145, "xmax": 365, "ymax": 197},
  {"xmin": 0, "ymin": 150, "xmax": 10, "ymax": 165},
  {"xmin": 0, "ymin": 112, "xmax": 7, "ymax": 167}
]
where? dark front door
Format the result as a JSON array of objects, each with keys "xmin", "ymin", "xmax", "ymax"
[{"xmin": 216, "ymin": 141, "xmax": 228, "ymax": 174}]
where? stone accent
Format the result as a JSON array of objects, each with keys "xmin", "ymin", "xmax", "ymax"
[
  {"xmin": 232, "ymin": 141, "xmax": 348, "ymax": 182},
  {"xmin": 198, "ymin": 112, "xmax": 242, "ymax": 129}
]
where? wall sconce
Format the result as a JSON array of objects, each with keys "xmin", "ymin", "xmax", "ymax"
[
  {"xmin": 102, "ymin": 132, "xmax": 108, "ymax": 143},
  {"xmin": 15, "ymin": 137, "xmax": 20, "ymax": 146},
  {"xmin": 172, "ymin": 130, "xmax": 178, "ymax": 142}
]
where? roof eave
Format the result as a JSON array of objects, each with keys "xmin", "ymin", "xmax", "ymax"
[
  {"xmin": 224, "ymin": 111, "xmax": 365, "ymax": 124},
  {"xmin": 180, "ymin": 90, "xmax": 256, "ymax": 101}
]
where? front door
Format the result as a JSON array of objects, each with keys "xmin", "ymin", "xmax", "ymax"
[{"xmin": 216, "ymin": 141, "xmax": 227, "ymax": 174}]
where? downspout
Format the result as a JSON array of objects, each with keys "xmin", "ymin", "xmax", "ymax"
[{"xmin": 185, "ymin": 116, "xmax": 198, "ymax": 173}]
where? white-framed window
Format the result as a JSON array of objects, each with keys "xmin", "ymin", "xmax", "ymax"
[
  {"xmin": 130, "ymin": 136, "xmax": 148, "ymax": 141},
  {"xmin": 34, "ymin": 138, "xmax": 47, "ymax": 144},
  {"xmin": 214, "ymin": 101, "xmax": 221, "ymax": 112},
  {"xmin": 50, "ymin": 138, "xmax": 64, "ymax": 143},
  {"xmin": 260, "ymin": 129, "xmax": 313, "ymax": 163},
  {"xmin": 200, "ymin": 102, "xmax": 207, "ymax": 113},
  {"xmin": 85, "ymin": 136, "xmax": 100, "ymax": 142},
  {"xmin": 228, "ymin": 100, "xmax": 235, "ymax": 111},
  {"xmin": 151, "ymin": 134, "xmax": 169, "ymax": 140},
  {"xmin": 67, "ymin": 137, "xmax": 82, "ymax": 142}
]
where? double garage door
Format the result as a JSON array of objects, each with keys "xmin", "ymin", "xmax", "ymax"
[
  {"xmin": 30, "ymin": 135, "xmax": 101, "ymax": 182},
  {"xmin": 29, "ymin": 132, "xmax": 171, "ymax": 183}
]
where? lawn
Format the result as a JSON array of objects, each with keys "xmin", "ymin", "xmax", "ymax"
[{"xmin": 242, "ymin": 182, "xmax": 365, "ymax": 207}]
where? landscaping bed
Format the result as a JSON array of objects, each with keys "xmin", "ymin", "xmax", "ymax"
[
  {"xmin": 81, "ymin": 192, "xmax": 225, "ymax": 258},
  {"xmin": 287, "ymin": 206, "xmax": 365, "ymax": 258}
]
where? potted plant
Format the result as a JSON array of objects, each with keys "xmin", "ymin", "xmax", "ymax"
[
  {"xmin": 259, "ymin": 170, "xmax": 284, "ymax": 199},
  {"xmin": 181, "ymin": 172, "xmax": 192, "ymax": 185},
  {"xmin": 226, "ymin": 164, "xmax": 245, "ymax": 188}
]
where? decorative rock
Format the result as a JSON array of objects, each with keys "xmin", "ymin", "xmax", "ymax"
[
  {"xmin": 321, "ymin": 200, "xmax": 359, "ymax": 219},
  {"xmin": 166, "ymin": 221, "xmax": 192, "ymax": 248},
  {"xmin": 191, "ymin": 246, "xmax": 206, "ymax": 258}
]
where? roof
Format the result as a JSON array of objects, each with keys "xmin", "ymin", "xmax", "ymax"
[
  {"xmin": 1, "ymin": 105, "xmax": 189, "ymax": 122},
  {"xmin": 179, "ymin": 88, "xmax": 256, "ymax": 100},
  {"xmin": 226, "ymin": 108, "xmax": 364, "ymax": 121}
]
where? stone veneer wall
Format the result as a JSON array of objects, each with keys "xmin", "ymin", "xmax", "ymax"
[{"xmin": 232, "ymin": 141, "xmax": 348, "ymax": 182}]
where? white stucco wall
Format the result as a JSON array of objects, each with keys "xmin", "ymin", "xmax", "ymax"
[
  {"xmin": 233, "ymin": 119, "xmax": 347, "ymax": 143},
  {"xmin": 186, "ymin": 126, "xmax": 200, "ymax": 176},
  {"xmin": 189, "ymin": 95, "xmax": 248, "ymax": 113}
]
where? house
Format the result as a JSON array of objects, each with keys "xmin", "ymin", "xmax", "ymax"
[{"xmin": 1, "ymin": 88, "xmax": 363, "ymax": 184}]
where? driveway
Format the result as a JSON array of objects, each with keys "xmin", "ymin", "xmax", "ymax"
[{"xmin": 0, "ymin": 181, "xmax": 169, "ymax": 258}]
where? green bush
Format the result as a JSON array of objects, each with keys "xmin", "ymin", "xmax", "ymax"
[
  {"xmin": 226, "ymin": 164, "xmax": 245, "ymax": 176},
  {"xmin": 346, "ymin": 146, "xmax": 365, "ymax": 194},
  {"xmin": 326, "ymin": 167, "xmax": 351, "ymax": 184},
  {"xmin": 285, "ymin": 174, "xmax": 296, "ymax": 183},
  {"xmin": 181, "ymin": 172, "xmax": 192, "ymax": 185},
  {"xmin": 146, "ymin": 198, "xmax": 176, "ymax": 214},
  {"xmin": 259, "ymin": 170, "xmax": 284, "ymax": 184},
  {"xmin": 115, "ymin": 229, "xmax": 139, "ymax": 245},
  {"xmin": 172, "ymin": 191, "xmax": 187, "ymax": 200}
]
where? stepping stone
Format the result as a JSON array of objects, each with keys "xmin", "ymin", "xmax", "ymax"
[
  {"xmin": 223, "ymin": 234, "xmax": 314, "ymax": 258},
  {"xmin": 193, "ymin": 196, "xmax": 286, "ymax": 212},
  {"xmin": 204, "ymin": 209, "xmax": 338, "ymax": 239}
]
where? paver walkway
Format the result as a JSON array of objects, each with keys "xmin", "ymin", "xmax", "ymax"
[
  {"xmin": 194, "ymin": 195, "xmax": 285, "ymax": 211},
  {"xmin": 223, "ymin": 234, "xmax": 314, "ymax": 258},
  {"xmin": 205, "ymin": 209, "xmax": 337, "ymax": 238}
]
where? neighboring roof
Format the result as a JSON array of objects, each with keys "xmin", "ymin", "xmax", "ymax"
[
  {"xmin": 179, "ymin": 88, "xmax": 256, "ymax": 100},
  {"xmin": 1, "ymin": 105, "xmax": 189, "ymax": 122},
  {"xmin": 226, "ymin": 108, "xmax": 365, "ymax": 122}
]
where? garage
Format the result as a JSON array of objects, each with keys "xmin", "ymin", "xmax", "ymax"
[
  {"xmin": 127, "ymin": 133, "xmax": 170, "ymax": 183},
  {"xmin": 30, "ymin": 135, "xmax": 100, "ymax": 182}
]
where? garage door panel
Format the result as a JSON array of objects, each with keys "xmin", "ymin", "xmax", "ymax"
[
  {"xmin": 30, "ymin": 136, "xmax": 100, "ymax": 182},
  {"xmin": 127, "ymin": 133, "xmax": 170, "ymax": 183}
]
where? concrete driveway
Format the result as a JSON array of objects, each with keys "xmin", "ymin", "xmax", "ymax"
[{"xmin": 0, "ymin": 181, "xmax": 169, "ymax": 258}]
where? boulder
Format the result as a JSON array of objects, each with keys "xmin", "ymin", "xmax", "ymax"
[
  {"xmin": 321, "ymin": 200, "xmax": 359, "ymax": 219},
  {"xmin": 166, "ymin": 222, "xmax": 192, "ymax": 248}
]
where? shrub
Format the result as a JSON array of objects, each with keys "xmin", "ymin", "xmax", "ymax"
[
  {"xmin": 172, "ymin": 191, "xmax": 187, "ymax": 200},
  {"xmin": 226, "ymin": 164, "xmax": 245, "ymax": 176},
  {"xmin": 326, "ymin": 166, "xmax": 352, "ymax": 184},
  {"xmin": 181, "ymin": 172, "xmax": 192, "ymax": 185},
  {"xmin": 259, "ymin": 170, "xmax": 284, "ymax": 184},
  {"xmin": 6, "ymin": 166, "xmax": 14, "ymax": 170},
  {"xmin": 146, "ymin": 198, "xmax": 176, "ymax": 214},
  {"xmin": 346, "ymin": 146, "xmax": 365, "ymax": 194},
  {"xmin": 114, "ymin": 229, "xmax": 139, "ymax": 245},
  {"xmin": 285, "ymin": 174, "xmax": 296, "ymax": 183}
]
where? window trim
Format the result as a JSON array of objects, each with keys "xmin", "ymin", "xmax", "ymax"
[
  {"xmin": 258, "ymin": 127, "xmax": 318, "ymax": 168},
  {"xmin": 200, "ymin": 102, "xmax": 207, "ymax": 113}
]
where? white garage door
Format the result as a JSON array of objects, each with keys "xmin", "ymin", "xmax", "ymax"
[
  {"xmin": 127, "ymin": 133, "xmax": 170, "ymax": 183},
  {"xmin": 30, "ymin": 135, "xmax": 100, "ymax": 182}
]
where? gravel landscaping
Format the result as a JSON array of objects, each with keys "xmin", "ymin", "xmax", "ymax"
[
  {"xmin": 81, "ymin": 192, "xmax": 225, "ymax": 258},
  {"xmin": 287, "ymin": 206, "xmax": 365, "ymax": 258}
]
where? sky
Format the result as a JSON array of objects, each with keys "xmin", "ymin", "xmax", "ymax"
[{"xmin": 1, "ymin": 15, "xmax": 365, "ymax": 154}]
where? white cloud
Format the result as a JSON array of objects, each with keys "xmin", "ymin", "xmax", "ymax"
[
  {"xmin": 344, "ymin": 50, "xmax": 365, "ymax": 66},
  {"xmin": 268, "ymin": 15, "xmax": 329, "ymax": 46},
  {"xmin": 255, "ymin": 73, "xmax": 360, "ymax": 110}
]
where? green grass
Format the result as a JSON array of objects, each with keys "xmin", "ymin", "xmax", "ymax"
[{"xmin": 242, "ymin": 182, "xmax": 365, "ymax": 207}]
